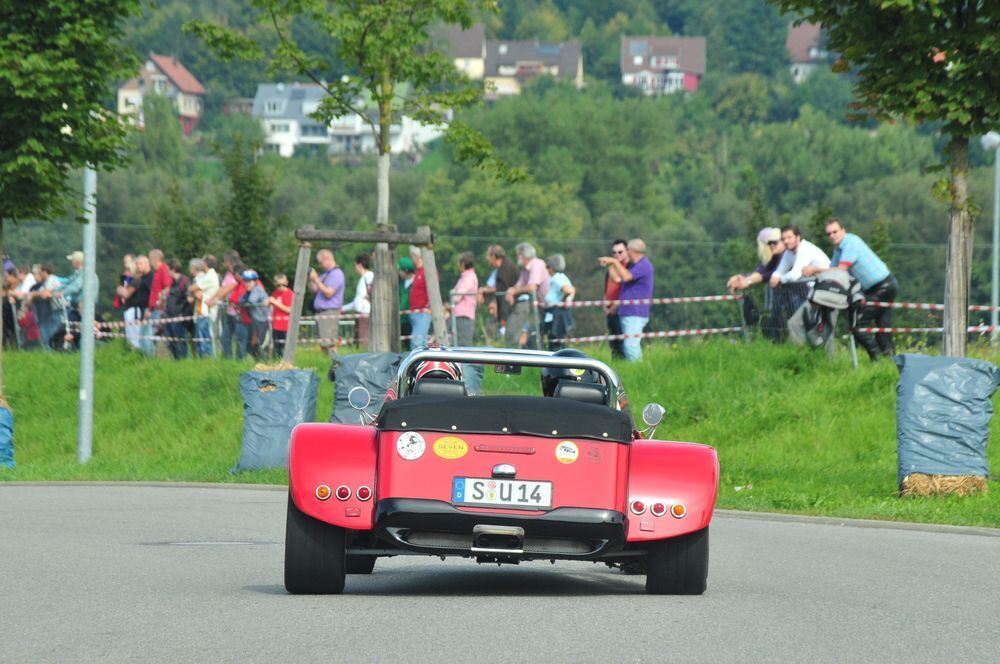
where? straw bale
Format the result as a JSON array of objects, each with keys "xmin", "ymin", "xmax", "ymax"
[
  {"xmin": 253, "ymin": 361, "xmax": 297, "ymax": 372},
  {"xmin": 899, "ymin": 473, "xmax": 989, "ymax": 497}
]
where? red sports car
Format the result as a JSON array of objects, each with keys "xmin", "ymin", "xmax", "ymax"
[{"xmin": 285, "ymin": 346, "xmax": 718, "ymax": 595}]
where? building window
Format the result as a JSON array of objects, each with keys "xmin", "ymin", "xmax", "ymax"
[
  {"xmin": 498, "ymin": 44, "xmax": 508, "ymax": 55},
  {"xmin": 633, "ymin": 55, "xmax": 643, "ymax": 65},
  {"xmin": 270, "ymin": 122, "xmax": 290, "ymax": 133},
  {"xmin": 301, "ymin": 125, "xmax": 328, "ymax": 137},
  {"xmin": 265, "ymin": 100, "xmax": 284, "ymax": 114}
]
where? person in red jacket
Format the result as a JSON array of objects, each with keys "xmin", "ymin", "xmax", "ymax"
[
  {"xmin": 268, "ymin": 273, "xmax": 294, "ymax": 357},
  {"xmin": 407, "ymin": 246, "xmax": 430, "ymax": 347}
]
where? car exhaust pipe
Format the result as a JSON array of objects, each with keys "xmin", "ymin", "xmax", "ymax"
[{"xmin": 471, "ymin": 524, "xmax": 524, "ymax": 554}]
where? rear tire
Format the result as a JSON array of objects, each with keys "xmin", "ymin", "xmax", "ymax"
[
  {"xmin": 345, "ymin": 555, "xmax": 377, "ymax": 574},
  {"xmin": 645, "ymin": 527, "xmax": 709, "ymax": 595},
  {"xmin": 284, "ymin": 494, "xmax": 346, "ymax": 594}
]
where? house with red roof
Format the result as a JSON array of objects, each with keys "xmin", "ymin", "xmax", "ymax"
[
  {"xmin": 786, "ymin": 23, "xmax": 829, "ymax": 83},
  {"xmin": 620, "ymin": 36, "xmax": 706, "ymax": 96},
  {"xmin": 117, "ymin": 54, "xmax": 207, "ymax": 135}
]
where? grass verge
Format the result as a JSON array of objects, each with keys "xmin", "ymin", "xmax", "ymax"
[{"xmin": 2, "ymin": 341, "xmax": 998, "ymax": 528}]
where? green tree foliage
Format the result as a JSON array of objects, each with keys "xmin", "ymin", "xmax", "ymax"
[
  {"xmin": 714, "ymin": 74, "xmax": 772, "ymax": 125},
  {"xmin": 218, "ymin": 133, "xmax": 277, "ymax": 284},
  {"xmin": 773, "ymin": 0, "xmax": 1000, "ymax": 356},
  {"xmin": 134, "ymin": 95, "xmax": 185, "ymax": 172},
  {"xmin": 152, "ymin": 179, "xmax": 213, "ymax": 263},
  {"xmin": 0, "ymin": 0, "xmax": 140, "ymax": 223}
]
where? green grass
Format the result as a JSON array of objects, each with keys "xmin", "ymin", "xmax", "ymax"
[{"xmin": 2, "ymin": 341, "xmax": 999, "ymax": 528}]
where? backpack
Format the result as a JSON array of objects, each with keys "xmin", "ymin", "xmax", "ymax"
[
  {"xmin": 802, "ymin": 304, "xmax": 835, "ymax": 349},
  {"xmin": 808, "ymin": 269, "xmax": 862, "ymax": 310}
]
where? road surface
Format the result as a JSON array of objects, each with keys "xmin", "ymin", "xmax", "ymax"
[{"xmin": 2, "ymin": 484, "xmax": 997, "ymax": 663}]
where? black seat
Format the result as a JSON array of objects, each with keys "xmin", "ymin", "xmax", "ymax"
[
  {"xmin": 412, "ymin": 378, "xmax": 468, "ymax": 398},
  {"xmin": 553, "ymin": 379, "xmax": 608, "ymax": 406}
]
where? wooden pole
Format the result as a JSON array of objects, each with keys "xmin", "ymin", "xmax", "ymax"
[
  {"xmin": 418, "ymin": 225, "xmax": 449, "ymax": 345},
  {"xmin": 283, "ymin": 236, "xmax": 313, "ymax": 365},
  {"xmin": 296, "ymin": 228, "xmax": 432, "ymax": 244},
  {"xmin": 371, "ymin": 242, "xmax": 398, "ymax": 352}
]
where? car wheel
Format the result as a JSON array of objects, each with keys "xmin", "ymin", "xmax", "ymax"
[
  {"xmin": 645, "ymin": 527, "xmax": 709, "ymax": 595},
  {"xmin": 346, "ymin": 555, "xmax": 377, "ymax": 574},
  {"xmin": 284, "ymin": 494, "xmax": 346, "ymax": 594}
]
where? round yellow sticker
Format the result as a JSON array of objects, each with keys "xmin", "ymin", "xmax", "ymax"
[
  {"xmin": 433, "ymin": 436, "xmax": 469, "ymax": 459},
  {"xmin": 555, "ymin": 441, "xmax": 579, "ymax": 464}
]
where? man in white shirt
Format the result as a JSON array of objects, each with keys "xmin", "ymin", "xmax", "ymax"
[
  {"xmin": 188, "ymin": 258, "xmax": 220, "ymax": 358},
  {"xmin": 769, "ymin": 224, "xmax": 831, "ymax": 287}
]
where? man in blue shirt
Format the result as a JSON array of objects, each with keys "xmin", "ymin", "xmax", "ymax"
[{"xmin": 804, "ymin": 218, "xmax": 898, "ymax": 360}]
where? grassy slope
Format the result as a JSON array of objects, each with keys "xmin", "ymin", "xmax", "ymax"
[{"xmin": 2, "ymin": 342, "xmax": 998, "ymax": 527}]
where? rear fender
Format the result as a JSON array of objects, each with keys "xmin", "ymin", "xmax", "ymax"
[
  {"xmin": 288, "ymin": 423, "xmax": 378, "ymax": 530},
  {"xmin": 625, "ymin": 440, "xmax": 718, "ymax": 542}
]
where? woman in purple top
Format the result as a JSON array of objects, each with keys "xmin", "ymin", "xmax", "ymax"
[{"xmin": 599, "ymin": 238, "xmax": 654, "ymax": 361}]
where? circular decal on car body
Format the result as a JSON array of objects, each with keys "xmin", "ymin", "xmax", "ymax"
[
  {"xmin": 555, "ymin": 441, "xmax": 579, "ymax": 464},
  {"xmin": 433, "ymin": 436, "xmax": 468, "ymax": 459},
  {"xmin": 396, "ymin": 431, "xmax": 426, "ymax": 460}
]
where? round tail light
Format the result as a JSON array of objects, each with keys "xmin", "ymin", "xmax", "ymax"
[
  {"xmin": 356, "ymin": 486, "xmax": 372, "ymax": 501},
  {"xmin": 335, "ymin": 485, "xmax": 351, "ymax": 501},
  {"xmin": 650, "ymin": 502, "xmax": 666, "ymax": 517},
  {"xmin": 670, "ymin": 502, "xmax": 687, "ymax": 519},
  {"xmin": 630, "ymin": 499, "xmax": 646, "ymax": 515},
  {"xmin": 315, "ymin": 484, "xmax": 332, "ymax": 501}
]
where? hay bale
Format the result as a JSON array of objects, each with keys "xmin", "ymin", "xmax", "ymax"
[
  {"xmin": 900, "ymin": 473, "xmax": 989, "ymax": 497},
  {"xmin": 253, "ymin": 361, "xmax": 296, "ymax": 372}
]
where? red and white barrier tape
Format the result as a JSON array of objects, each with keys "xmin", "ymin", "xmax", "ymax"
[
  {"xmin": 552, "ymin": 326, "xmax": 743, "ymax": 343},
  {"xmin": 854, "ymin": 326, "xmax": 999, "ymax": 334},
  {"xmin": 95, "ymin": 330, "xmax": 213, "ymax": 342},
  {"xmin": 866, "ymin": 300, "xmax": 1000, "ymax": 312},
  {"xmin": 544, "ymin": 294, "xmax": 742, "ymax": 309}
]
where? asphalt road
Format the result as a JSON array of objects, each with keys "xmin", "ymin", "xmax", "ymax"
[{"xmin": 2, "ymin": 485, "xmax": 998, "ymax": 663}]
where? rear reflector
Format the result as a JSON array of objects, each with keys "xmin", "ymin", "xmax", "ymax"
[
  {"xmin": 335, "ymin": 485, "xmax": 351, "ymax": 501},
  {"xmin": 650, "ymin": 502, "xmax": 666, "ymax": 517},
  {"xmin": 315, "ymin": 484, "xmax": 332, "ymax": 501},
  {"xmin": 630, "ymin": 500, "xmax": 646, "ymax": 515},
  {"xmin": 670, "ymin": 502, "xmax": 687, "ymax": 519},
  {"xmin": 356, "ymin": 486, "xmax": 372, "ymax": 501}
]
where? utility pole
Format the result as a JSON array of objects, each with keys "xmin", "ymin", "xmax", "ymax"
[{"xmin": 78, "ymin": 166, "xmax": 97, "ymax": 463}]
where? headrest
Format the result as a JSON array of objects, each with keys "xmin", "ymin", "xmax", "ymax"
[
  {"xmin": 412, "ymin": 377, "xmax": 468, "ymax": 398},
  {"xmin": 553, "ymin": 379, "xmax": 608, "ymax": 406}
]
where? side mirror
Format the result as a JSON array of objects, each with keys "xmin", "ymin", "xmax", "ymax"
[
  {"xmin": 348, "ymin": 386, "xmax": 371, "ymax": 411},
  {"xmin": 642, "ymin": 403, "xmax": 665, "ymax": 428}
]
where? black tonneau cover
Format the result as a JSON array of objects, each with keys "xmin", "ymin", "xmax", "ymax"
[{"xmin": 377, "ymin": 395, "xmax": 633, "ymax": 443}]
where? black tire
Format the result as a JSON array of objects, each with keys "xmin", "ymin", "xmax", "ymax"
[
  {"xmin": 284, "ymin": 494, "xmax": 346, "ymax": 594},
  {"xmin": 645, "ymin": 527, "xmax": 709, "ymax": 595},
  {"xmin": 346, "ymin": 555, "xmax": 377, "ymax": 574}
]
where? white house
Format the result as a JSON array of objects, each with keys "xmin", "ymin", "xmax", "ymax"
[{"xmin": 251, "ymin": 83, "xmax": 445, "ymax": 158}]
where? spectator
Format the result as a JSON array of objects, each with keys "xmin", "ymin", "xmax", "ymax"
[
  {"xmin": 805, "ymin": 218, "xmax": 899, "ymax": 360},
  {"xmin": 451, "ymin": 252, "xmax": 478, "ymax": 347},
  {"xmin": 504, "ymin": 242, "xmax": 550, "ymax": 348},
  {"xmin": 15, "ymin": 264, "xmax": 36, "ymax": 295},
  {"xmin": 268, "ymin": 273, "xmax": 294, "ymax": 357},
  {"xmin": 600, "ymin": 238, "xmax": 654, "ymax": 362},
  {"xmin": 543, "ymin": 254, "xmax": 575, "ymax": 351},
  {"xmin": 408, "ymin": 246, "xmax": 431, "ymax": 347},
  {"xmin": 239, "ymin": 269, "xmax": 270, "ymax": 360},
  {"xmin": 3, "ymin": 269, "xmax": 19, "ymax": 349},
  {"xmin": 478, "ymin": 245, "xmax": 520, "ymax": 341},
  {"xmin": 769, "ymin": 225, "xmax": 830, "ymax": 288},
  {"xmin": 28, "ymin": 263, "xmax": 65, "ymax": 350},
  {"xmin": 309, "ymin": 249, "xmax": 345, "ymax": 355},
  {"xmin": 147, "ymin": 249, "xmax": 173, "ymax": 356},
  {"xmin": 228, "ymin": 264, "xmax": 249, "ymax": 359},
  {"xmin": 726, "ymin": 227, "xmax": 785, "ymax": 292},
  {"xmin": 603, "ymin": 239, "xmax": 628, "ymax": 359},
  {"xmin": 60, "ymin": 251, "xmax": 89, "ymax": 350},
  {"xmin": 120, "ymin": 255, "xmax": 152, "ymax": 353},
  {"xmin": 209, "ymin": 250, "xmax": 241, "ymax": 359},
  {"xmin": 398, "ymin": 257, "xmax": 415, "ymax": 349},
  {"xmin": 188, "ymin": 258, "xmax": 219, "ymax": 358},
  {"xmin": 113, "ymin": 254, "xmax": 135, "ymax": 312},
  {"xmin": 342, "ymin": 253, "xmax": 374, "ymax": 348},
  {"xmin": 164, "ymin": 258, "xmax": 192, "ymax": 359}
]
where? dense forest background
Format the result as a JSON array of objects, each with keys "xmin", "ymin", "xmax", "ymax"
[{"xmin": 8, "ymin": 0, "xmax": 999, "ymax": 333}]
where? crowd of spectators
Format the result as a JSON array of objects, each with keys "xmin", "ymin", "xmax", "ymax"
[{"xmin": 4, "ymin": 220, "xmax": 891, "ymax": 363}]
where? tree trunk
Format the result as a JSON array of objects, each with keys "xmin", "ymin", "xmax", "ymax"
[
  {"xmin": 370, "ymin": 72, "xmax": 401, "ymax": 353},
  {"xmin": 942, "ymin": 135, "xmax": 973, "ymax": 357}
]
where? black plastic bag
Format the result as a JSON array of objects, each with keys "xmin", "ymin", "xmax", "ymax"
[{"xmin": 233, "ymin": 369, "xmax": 319, "ymax": 472}]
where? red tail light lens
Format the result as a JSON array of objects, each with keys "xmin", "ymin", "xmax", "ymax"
[
  {"xmin": 335, "ymin": 485, "xmax": 351, "ymax": 501},
  {"xmin": 630, "ymin": 499, "xmax": 646, "ymax": 515},
  {"xmin": 650, "ymin": 502, "xmax": 666, "ymax": 517},
  {"xmin": 356, "ymin": 486, "xmax": 372, "ymax": 501}
]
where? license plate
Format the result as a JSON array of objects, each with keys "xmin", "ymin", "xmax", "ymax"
[{"xmin": 452, "ymin": 477, "xmax": 552, "ymax": 510}]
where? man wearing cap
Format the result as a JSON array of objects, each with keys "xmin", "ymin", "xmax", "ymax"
[
  {"xmin": 309, "ymin": 249, "xmax": 344, "ymax": 355},
  {"xmin": 239, "ymin": 269, "xmax": 270, "ymax": 359},
  {"xmin": 804, "ymin": 218, "xmax": 899, "ymax": 360}
]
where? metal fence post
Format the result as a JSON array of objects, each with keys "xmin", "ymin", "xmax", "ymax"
[
  {"xmin": 736, "ymin": 289, "xmax": 750, "ymax": 343},
  {"xmin": 530, "ymin": 291, "xmax": 542, "ymax": 350}
]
